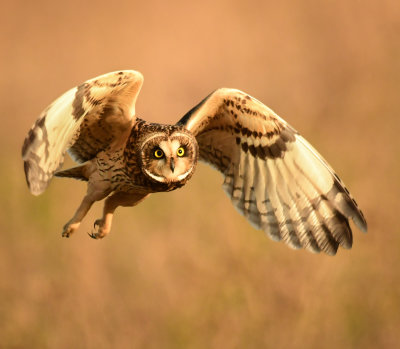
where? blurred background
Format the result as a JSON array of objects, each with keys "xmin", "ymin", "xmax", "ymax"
[{"xmin": 1, "ymin": 0, "xmax": 399, "ymax": 348}]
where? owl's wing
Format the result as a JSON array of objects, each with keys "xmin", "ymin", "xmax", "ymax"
[
  {"xmin": 178, "ymin": 88, "xmax": 367, "ymax": 255},
  {"xmin": 22, "ymin": 70, "xmax": 144, "ymax": 195}
]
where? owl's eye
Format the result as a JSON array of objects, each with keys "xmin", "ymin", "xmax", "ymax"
[
  {"xmin": 154, "ymin": 148, "xmax": 164, "ymax": 158},
  {"xmin": 176, "ymin": 147, "xmax": 185, "ymax": 157}
]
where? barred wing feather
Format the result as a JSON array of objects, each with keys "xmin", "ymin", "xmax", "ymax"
[
  {"xmin": 22, "ymin": 70, "xmax": 143, "ymax": 195},
  {"xmin": 178, "ymin": 88, "xmax": 367, "ymax": 255}
]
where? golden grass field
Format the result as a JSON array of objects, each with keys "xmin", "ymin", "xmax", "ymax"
[{"xmin": 1, "ymin": 0, "xmax": 399, "ymax": 348}]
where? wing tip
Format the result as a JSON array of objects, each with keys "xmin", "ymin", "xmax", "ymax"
[
  {"xmin": 353, "ymin": 213, "xmax": 368, "ymax": 233},
  {"xmin": 29, "ymin": 186, "xmax": 45, "ymax": 196},
  {"xmin": 23, "ymin": 159, "xmax": 49, "ymax": 196}
]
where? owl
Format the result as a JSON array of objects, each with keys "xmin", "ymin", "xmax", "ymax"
[{"xmin": 22, "ymin": 70, "xmax": 367, "ymax": 255}]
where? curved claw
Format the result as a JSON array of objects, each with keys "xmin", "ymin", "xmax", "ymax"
[
  {"xmin": 88, "ymin": 219, "xmax": 107, "ymax": 239},
  {"xmin": 88, "ymin": 231, "xmax": 99, "ymax": 239}
]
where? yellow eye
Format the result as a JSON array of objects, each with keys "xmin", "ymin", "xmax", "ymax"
[
  {"xmin": 154, "ymin": 149, "xmax": 164, "ymax": 158},
  {"xmin": 177, "ymin": 147, "xmax": 185, "ymax": 157}
]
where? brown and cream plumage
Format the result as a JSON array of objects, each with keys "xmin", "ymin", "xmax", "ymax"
[{"xmin": 22, "ymin": 70, "xmax": 367, "ymax": 254}]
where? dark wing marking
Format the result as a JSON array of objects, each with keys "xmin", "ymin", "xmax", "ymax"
[
  {"xmin": 178, "ymin": 88, "xmax": 367, "ymax": 255},
  {"xmin": 22, "ymin": 70, "xmax": 143, "ymax": 195}
]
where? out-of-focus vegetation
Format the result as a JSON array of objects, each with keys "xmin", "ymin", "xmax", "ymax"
[{"xmin": 1, "ymin": 0, "xmax": 399, "ymax": 348}]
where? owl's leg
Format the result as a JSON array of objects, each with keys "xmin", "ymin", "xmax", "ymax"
[
  {"xmin": 62, "ymin": 184, "xmax": 110, "ymax": 238},
  {"xmin": 89, "ymin": 191, "xmax": 149, "ymax": 239}
]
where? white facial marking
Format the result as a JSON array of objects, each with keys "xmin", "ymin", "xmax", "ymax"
[
  {"xmin": 143, "ymin": 168, "xmax": 166, "ymax": 182},
  {"xmin": 170, "ymin": 139, "xmax": 181, "ymax": 153},
  {"xmin": 177, "ymin": 166, "xmax": 194, "ymax": 181},
  {"xmin": 158, "ymin": 140, "xmax": 173, "ymax": 157}
]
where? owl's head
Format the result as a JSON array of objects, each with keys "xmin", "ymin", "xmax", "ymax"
[{"xmin": 140, "ymin": 128, "xmax": 198, "ymax": 185}]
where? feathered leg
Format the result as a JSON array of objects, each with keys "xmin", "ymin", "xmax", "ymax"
[
  {"xmin": 62, "ymin": 179, "xmax": 110, "ymax": 238},
  {"xmin": 62, "ymin": 195, "xmax": 104, "ymax": 237},
  {"xmin": 89, "ymin": 192, "xmax": 149, "ymax": 239}
]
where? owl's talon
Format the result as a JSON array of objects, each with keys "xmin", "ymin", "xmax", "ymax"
[
  {"xmin": 88, "ymin": 229, "xmax": 101, "ymax": 239},
  {"xmin": 62, "ymin": 221, "xmax": 80, "ymax": 238},
  {"xmin": 88, "ymin": 219, "xmax": 108, "ymax": 239},
  {"xmin": 88, "ymin": 231, "xmax": 98, "ymax": 239},
  {"xmin": 93, "ymin": 219, "xmax": 102, "ymax": 228}
]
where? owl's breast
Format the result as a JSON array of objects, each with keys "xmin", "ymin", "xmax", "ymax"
[{"xmin": 96, "ymin": 154, "xmax": 184, "ymax": 194}]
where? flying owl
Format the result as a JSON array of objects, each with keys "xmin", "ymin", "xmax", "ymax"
[{"xmin": 22, "ymin": 70, "xmax": 367, "ymax": 255}]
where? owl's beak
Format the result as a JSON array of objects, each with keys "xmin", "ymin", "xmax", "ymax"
[{"xmin": 170, "ymin": 158, "xmax": 175, "ymax": 173}]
